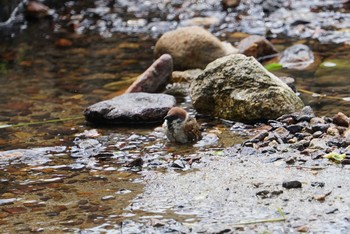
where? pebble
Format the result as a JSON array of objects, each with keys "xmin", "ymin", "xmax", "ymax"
[
  {"xmin": 282, "ymin": 180, "xmax": 302, "ymax": 189},
  {"xmin": 2, "ymin": 207, "xmax": 27, "ymax": 214},
  {"xmin": 101, "ymin": 195, "xmax": 116, "ymax": 201},
  {"xmin": 332, "ymin": 112, "xmax": 350, "ymax": 127}
]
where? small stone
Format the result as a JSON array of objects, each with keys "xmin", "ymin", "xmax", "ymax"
[
  {"xmin": 0, "ymin": 198, "xmax": 17, "ymax": 206},
  {"xmin": 256, "ymin": 190, "xmax": 270, "ymax": 199},
  {"xmin": 311, "ymin": 182, "xmax": 325, "ymax": 188},
  {"xmin": 238, "ymin": 35, "xmax": 279, "ymax": 59},
  {"xmin": 171, "ymin": 159, "xmax": 186, "ymax": 169},
  {"xmin": 23, "ymin": 201, "xmax": 46, "ymax": 208},
  {"xmin": 295, "ymin": 225, "xmax": 309, "ymax": 232},
  {"xmin": 126, "ymin": 158, "xmax": 144, "ymax": 167},
  {"xmin": 55, "ymin": 38, "xmax": 73, "ymax": 47},
  {"xmin": 101, "ymin": 195, "xmax": 116, "ymax": 201},
  {"xmin": 313, "ymin": 191, "xmax": 331, "ymax": 202},
  {"xmin": 286, "ymin": 124, "xmax": 303, "ymax": 134},
  {"xmin": 285, "ymin": 156, "xmax": 296, "ymax": 164},
  {"xmin": 282, "ymin": 180, "xmax": 302, "ymax": 189},
  {"xmin": 341, "ymin": 159, "xmax": 350, "ymax": 165},
  {"xmin": 222, "ymin": 0, "xmax": 241, "ymax": 9},
  {"xmin": 310, "ymin": 117, "xmax": 325, "ymax": 125},
  {"xmin": 0, "ymin": 212, "xmax": 9, "ymax": 218},
  {"xmin": 333, "ymin": 112, "xmax": 350, "ymax": 127},
  {"xmin": 2, "ymin": 207, "xmax": 27, "ymax": 214},
  {"xmin": 53, "ymin": 205, "xmax": 68, "ymax": 213},
  {"xmin": 308, "ymin": 139, "xmax": 327, "ymax": 150},
  {"xmin": 311, "ymin": 123, "xmax": 330, "ymax": 133},
  {"xmin": 312, "ymin": 131, "xmax": 323, "ymax": 138},
  {"xmin": 327, "ymin": 126, "xmax": 340, "ymax": 136}
]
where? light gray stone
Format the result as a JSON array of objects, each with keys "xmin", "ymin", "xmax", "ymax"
[{"xmin": 190, "ymin": 54, "xmax": 304, "ymax": 122}]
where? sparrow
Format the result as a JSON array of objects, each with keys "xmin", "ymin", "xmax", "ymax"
[{"xmin": 162, "ymin": 107, "xmax": 201, "ymax": 143}]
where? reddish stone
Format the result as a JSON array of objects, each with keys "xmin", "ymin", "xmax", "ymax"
[
  {"xmin": 238, "ymin": 35, "xmax": 278, "ymax": 59},
  {"xmin": 125, "ymin": 54, "xmax": 173, "ymax": 93},
  {"xmin": 2, "ymin": 207, "xmax": 27, "ymax": 214}
]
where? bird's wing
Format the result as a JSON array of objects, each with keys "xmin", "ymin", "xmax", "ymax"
[{"xmin": 184, "ymin": 118, "xmax": 202, "ymax": 142}]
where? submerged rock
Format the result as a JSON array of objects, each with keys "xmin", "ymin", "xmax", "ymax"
[
  {"xmin": 25, "ymin": 1, "xmax": 50, "ymax": 19},
  {"xmin": 237, "ymin": 35, "xmax": 279, "ymax": 59},
  {"xmin": 222, "ymin": 0, "xmax": 241, "ymax": 9},
  {"xmin": 154, "ymin": 26, "xmax": 237, "ymax": 70},
  {"xmin": 190, "ymin": 54, "xmax": 304, "ymax": 122},
  {"xmin": 279, "ymin": 44, "xmax": 314, "ymax": 70},
  {"xmin": 84, "ymin": 93, "xmax": 176, "ymax": 124},
  {"xmin": 125, "ymin": 54, "xmax": 173, "ymax": 93}
]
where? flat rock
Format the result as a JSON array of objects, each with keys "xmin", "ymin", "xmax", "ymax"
[
  {"xmin": 84, "ymin": 93, "xmax": 176, "ymax": 124},
  {"xmin": 125, "ymin": 54, "xmax": 173, "ymax": 93},
  {"xmin": 154, "ymin": 26, "xmax": 237, "ymax": 70},
  {"xmin": 190, "ymin": 54, "xmax": 304, "ymax": 122}
]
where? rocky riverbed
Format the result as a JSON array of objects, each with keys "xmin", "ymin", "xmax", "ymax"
[{"xmin": 1, "ymin": 0, "xmax": 350, "ymax": 233}]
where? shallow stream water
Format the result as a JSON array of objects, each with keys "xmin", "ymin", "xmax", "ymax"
[{"xmin": 0, "ymin": 0, "xmax": 350, "ymax": 232}]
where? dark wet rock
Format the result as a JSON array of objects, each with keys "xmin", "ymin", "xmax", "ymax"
[
  {"xmin": 84, "ymin": 92, "xmax": 176, "ymax": 124},
  {"xmin": 286, "ymin": 124, "xmax": 303, "ymax": 134},
  {"xmin": 311, "ymin": 182, "xmax": 325, "ymax": 188},
  {"xmin": 190, "ymin": 54, "xmax": 304, "ymax": 122},
  {"xmin": 256, "ymin": 190, "xmax": 269, "ymax": 198},
  {"xmin": 341, "ymin": 159, "xmax": 350, "ymax": 165},
  {"xmin": 25, "ymin": 1, "xmax": 50, "ymax": 19},
  {"xmin": 154, "ymin": 26, "xmax": 237, "ymax": 70},
  {"xmin": 279, "ymin": 44, "xmax": 314, "ymax": 70},
  {"xmin": 237, "ymin": 35, "xmax": 279, "ymax": 59},
  {"xmin": 278, "ymin": 106, "xmax": 315, "ymax": 123},
  {"xmin": 126, "ymin": 158, "xmax": 144, "ymax": 167},
  {"xmin": 125, "ymin": 54, "xmax": 173, "ymax": 93},
  {"xmin": 274, "ymin": 127, "xmax": 290, "ymax": 142},
  {"xmin": 333, "ymin": 112, "xmax": 350, "ymax": 127},
  {"xmin": 282, "ymin": 180, "xmax": 302, "ymax": 189},
  {"xmin": 311, "ymin": 123, "xmax": 330, "ymax": 133},
  {"xmin": 221, "ymin": 0, "xmax": 240, "ymax": 9},
  {"xmin": 285, "ymin": 156, "xmax": 296, "ymax": 164}
]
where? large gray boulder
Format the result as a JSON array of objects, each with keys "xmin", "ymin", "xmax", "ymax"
[
  {"xmin": 84, "ymin": 93, "xmax": 176, "ymax": 124},
  {"xmin": 190, "ymin": 54, "xmax": 304, "ymax": 122},
  {"xmin": 154, "ymin": 26, "xmax": 237, "ymax": 70}
]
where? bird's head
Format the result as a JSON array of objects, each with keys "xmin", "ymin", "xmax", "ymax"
[{"xmin": 164, "ymin": 107, "xmax": 188, "ymax": 128}]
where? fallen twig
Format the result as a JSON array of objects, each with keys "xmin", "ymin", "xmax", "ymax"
[{"xmin": 234, "ymin": 208, "xmax": 286, "ymax": 226}]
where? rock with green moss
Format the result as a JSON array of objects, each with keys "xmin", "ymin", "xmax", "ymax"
[{"xmin": 190, "ymin": 54, "xmax": 304, "ymax": 122}]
